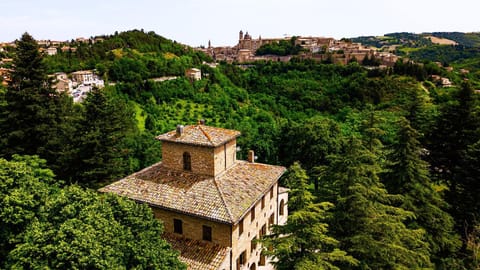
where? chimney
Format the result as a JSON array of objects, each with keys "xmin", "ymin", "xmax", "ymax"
[
  {"xmin": 248, "ymin": 150, "xmax": 255, "ymax": 163},
  {"xmin": 199, "ymin": 119, "xmax": 206, "ymax": 125},
  {"xmin": 176, "ymin": 125, "xmax": 184, "ymax": 137}
]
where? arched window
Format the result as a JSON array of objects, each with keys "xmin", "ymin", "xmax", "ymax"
[
  {"xmin": 279, "ymin": 199, "xmax": 285, "ymax": 216},
  {"xmin": 183, "ymin": 152, "xmax": 191, "ymax": 171}
]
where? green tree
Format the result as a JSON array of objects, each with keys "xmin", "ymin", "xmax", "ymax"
[
  {"xmin": 321, "ymin": 137, "xmax": 432, "ymax": 269},
  {"xmin": 261, "ymin": 162, "xmax": 356, "ymax": 270},
  {"xmin": 383, "ymin": 118, "xmax": 461, "ymax": 266},
  {"xmin": 0, "ymin": 155, "xmax": 57, "ymax": 261},
  {"xmin": 0, "ymin": 155, "xmax": 185, "ymax": 269},
  {"xmin": 0, "ymin": 33, "xmax": 75, "ymax": 168},
  {"xmin": 279, "ymin": 117, "xmax": 342, "ymax": 191},
  {"xmin": 73, "ymin": 88, "xmax": 135, "ymax": 187},
  {"xmin": 427, "ymin": 82, "xmax": 480, "ymax": 230}
]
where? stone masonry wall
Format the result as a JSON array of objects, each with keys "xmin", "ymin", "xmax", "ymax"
[
  {"xmin": 162, "ymin": 141, "xmax": 215, "ymax": 176},
  {"xmin": 162, "ymin": 139, "xmax": 237, "ymax": 177},
  {"xmin": 152, "ymin": 207, "xmax": 232, "ymax": 248}
]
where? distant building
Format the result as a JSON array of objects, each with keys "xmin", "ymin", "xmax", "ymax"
[
  {"xmin": 0, "ymin": 67, "xmax": 13, "ymax": 86},
  {"xmin": 51, "ymin": 72, "xmax": 72, "ymax": 93},
  {"xmin": 100, "ymin": 123, "xmax": 288, "ymax": 270},
  {"xmin": 185, "ymin": 68, "xmax": 202, "ymax": 81},
  {"xmin": 46, "ymin": 47, "xmax": 58, "ymax": 56},
  {"xmin": 71, "ymin": 70, "xmax": 94, "ymax": 84}
]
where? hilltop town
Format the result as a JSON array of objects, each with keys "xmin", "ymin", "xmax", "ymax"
[{"xmin": 198, "ymin": 30, "xmax": 399, "ymax": 66}]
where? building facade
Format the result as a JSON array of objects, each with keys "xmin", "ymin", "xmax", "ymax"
[{"xmin": 100, "ymin": 124, "xmax": 288, "ymax": 270}]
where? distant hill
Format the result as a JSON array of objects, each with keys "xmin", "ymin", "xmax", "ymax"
[
  {"xmin": 351, "ymin": 32, "xmax": 480, "ymax": 48},
  {"xmin": 351, "ymin": 32, "xmax": 480, "ymax": 73},
  {"xmin": 42, "ymin": 29, "xmax": 211, "ymax": 79}
]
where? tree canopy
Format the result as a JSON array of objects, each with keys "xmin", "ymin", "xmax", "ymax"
[{"xmin": 0, "ymin": 155, "xmax": 185, "ymax": 269}]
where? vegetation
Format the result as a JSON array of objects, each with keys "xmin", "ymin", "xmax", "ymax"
[
  {"xmin": 2, "ymin": 29, "xmax": 480, "ymax": 268},
  {"xmin": 0, "ymin": 155, "xmax": 185, "ymax": 269},
  {"xmin": 255, "ymin": 37, "xmax": 304, "ymax": 56}
]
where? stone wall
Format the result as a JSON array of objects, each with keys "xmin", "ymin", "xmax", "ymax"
[
  {"xmin": 162, "ymin": 139, "xmax": 237, "ymax": 177},
  {"xmin": 152, "ymin": 207, "xmax": 232, "ymax": 247},
  {"xmin": 162, "ymin": 141, "xmax": 215, "ymax": 176}
]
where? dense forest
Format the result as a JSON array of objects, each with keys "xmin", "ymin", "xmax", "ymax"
[{"xmin": 1, "ymin": 30, "xmax": 480, "ymax": 269}]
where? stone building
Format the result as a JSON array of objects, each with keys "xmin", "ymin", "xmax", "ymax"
[
  {"xmin": 185, "ymin": 68, "xmax": 202, "ymax": 81},
  {"xmin": 100, "ymin": 123, "xmax": 288, "ymax": 270}
]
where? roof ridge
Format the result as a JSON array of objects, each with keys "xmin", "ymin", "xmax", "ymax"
[
  {"xmin": 198, "ymin": 125, "xmax": 214, "ymax": 145},
  {"xmin": 213, "ymin": 177, "xmax": 235, "ymax": 223}
]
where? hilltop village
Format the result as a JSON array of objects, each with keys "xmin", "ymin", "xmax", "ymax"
[
  {"xmin": 199, "ymin": 30, "xmax": 399, "ymax": 66},
  {"xmin": 2, "ymin": 29, "xmax": 480, "ymax": 269}
]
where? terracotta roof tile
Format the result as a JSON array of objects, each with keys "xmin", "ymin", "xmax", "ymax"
[
  {"xmin": 156, "ymin": 125, "xmax": 241, "ymax": 147},
  {"xmin": 99, "ymin": 161, "xmax": 285, "ymax": 224},
  {"xmin": 164, "ymin": 233, "xmax": 230, "ymax": 270}
]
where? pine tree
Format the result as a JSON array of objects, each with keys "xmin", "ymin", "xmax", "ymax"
[
  {"xmin": 322, "ymin": 137, "xmax": 432, "ymax": 269},
  {"xmin": 73, "ymin": 88, "xmax": 134, "ymax": 186},
  {"xmin": 261, "ymin": 162, "xmax": 356, "ymax": 270},
  {"xmin": 0, "ymin": 32, "xmax": 75, "ymax": 175},
  {"xmin": 384, "ymin": 118, "xmax": 461, "ymax": 266},
  {"xmin": 427, "ymin": 82, "xmax": 480, "ymax": 231}
]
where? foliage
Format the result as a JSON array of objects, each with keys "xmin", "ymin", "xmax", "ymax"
[
  {"xmin": 3, "ymin": 29, "xmax": 480, "ymax": 267},
  {"xmin": 0, "ymin": 155, "xmax": 185, "ymax": 269},
  {"xmin": 255, "ymin": 37, "xmax": 304, "ymax": 56},
  {"xmin": 320, "ymin": 138, "xmax": 432, "ymax": 269},
  {"xmin": 261, "ymin": 162, "xmax": 357, "ymax": 270},
  {"xmin": 0, "ymin": 32, "xmax": 75, "ymax": 176},
  {"xmin": 71, "ymin": 88, "xmax": 136, "ymax": 187},
  {"xmin": 426, "ymin": 82, "xmax": 480, "ymax": 229},
  {"xmin": 383, "ymin": 118, "xmax": 461, "ymax": 266}
]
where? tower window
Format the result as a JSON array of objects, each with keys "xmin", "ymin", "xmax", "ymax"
[{"xmin": 183, "ymin": 152, "xmax": 191, "ymax": 171}]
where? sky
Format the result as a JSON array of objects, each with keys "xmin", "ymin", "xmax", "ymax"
[{"xmin": 1, "ymin": 0, "xmax": 479, "ymax": 47}]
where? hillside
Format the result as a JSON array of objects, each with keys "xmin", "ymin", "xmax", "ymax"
[
  {"xmin": 1, "ymin": 29, "xmax": 480, "ymax": 269},
  {"xmin": 42, "ymin": 29, "xmax": 211, "ymax": 78}
]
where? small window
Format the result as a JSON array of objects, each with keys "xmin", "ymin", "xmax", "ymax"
[
  {"xmin": 269, "ymin": 213, "xmax": 275, "ymax": 227},
  {"xmin": 173, "ymin": 219, "xmax": 183, "ymax": 234},
  {"xmin": 261, "ymin": 196, "xmax": 265, "ymax": 209},
  {"xmin": 203, "ymin": 225, "xmax": 212, "ymax": 241},
  {"xmin": 183, "ymin": 152, "xmax": 191, "ymax": 171},
  {"xmin": 270, "ymin": 187, "xmax": 274, "ymax": 199},
  {"xmin": 279, "ymin": 199, "xmax": 285, "ymax": 216},
  {"xmin": 259, "ymin": 224, "xmax": 267, "ymax": 237},
  {"xmin": 251, "ymin": 206, "xmax": 255, "ymax": 222},
  {"xmin": 251, "ymin": 236, "xmax": 257, "ymax": 252},
  {"xmin": 239, "ymin": 218, "xmax": 244, "ymax": 236},
  {"xmin": 239, "ymin": 250, "xmax": 247, "ymax": 265},
  {"xmin": 259, "ymin": 254, "xmax": 266, "ymax": 266}
]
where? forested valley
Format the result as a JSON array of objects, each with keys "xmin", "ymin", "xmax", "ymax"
[{"xmin": 1, "ymin": 30, "xmax": 479, "ymax": 269}]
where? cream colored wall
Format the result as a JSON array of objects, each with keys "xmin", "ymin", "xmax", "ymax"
[
  {"xmin": 278, "ymin": 188, "xmax": 289, "ymax": 226},
  {"xmin": 231, "ymin": 183, "xmax": 278, "ymax": 270},
  {"xmin": 214, "ymin": 139, "xmax": 237, "ymax": 176}
]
